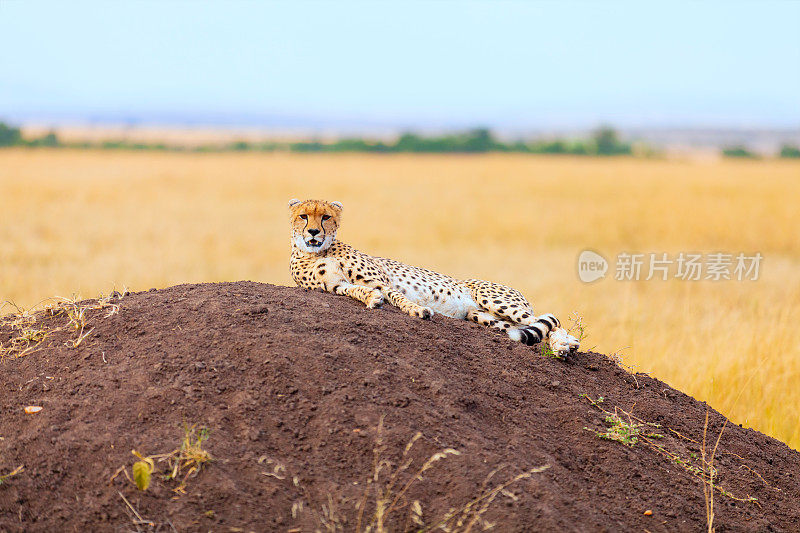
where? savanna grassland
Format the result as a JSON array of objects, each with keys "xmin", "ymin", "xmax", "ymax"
[{"xmin": 1, "ymin": 149, "xmax": 799, "ymax": 449}]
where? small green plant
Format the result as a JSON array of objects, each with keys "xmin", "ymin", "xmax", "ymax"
[
  {"xmin": 56, "ymin": 293, "xmax": 120, "ymax": 347},
  {"xmin": 18, "ymin": 327, "xmax": 47, "ymax": 343},
  {"xmin": 581, "ymin": 394, "xmax": 660, "ymax": 446},
  {"xmin": 112, "ymin": 423, "xmax": 212, "ymax": 494},
  {"xmin": 131, "ymin": 451, "xmax": 154, "ymax": 491},
  {"xmin": 165, "ymin": 424, "xmax": 213, "ymax": 492},
  {"xmin": 593, "ymin": 410, "xmax": 647, "ymax": 446},
  {"xmin": 582, "ymin": 394, "xmax": 664, "ymax": 447},
  {"xmin": 566, "ymin": 311, "xmax": 587, "ymax": 343},
  {"xmin": 1, "ymin": 327, "xmax": 49, "ymax": 358},
  {"xmin": 539, "ymin": 343, "xmax": 563, "ymax": 360}
]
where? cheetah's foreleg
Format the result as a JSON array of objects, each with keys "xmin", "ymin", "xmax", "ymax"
[
  {"xmin": 332, "ymin": 282, "xmax": 384, "ymax": 308},
  {"xmin": 384, "ymin": 289, "xmax": 433, "ymax": 320},
  {"xmin": 314, "ymin": 260, "xmax": 383, "ymax": 308}
]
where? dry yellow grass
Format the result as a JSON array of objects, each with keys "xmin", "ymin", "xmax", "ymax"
[{"xmin": 1, "ymin": 149, "xmax": 798, "ymax": 448}]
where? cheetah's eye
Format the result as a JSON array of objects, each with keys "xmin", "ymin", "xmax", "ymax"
[
  {"xmin": 322, "ymin": 215, "xmax": 331, "ymax": 221},
  {"xmin": 299, "ymin": 214, "xmax": 308, "ymax": 220}
]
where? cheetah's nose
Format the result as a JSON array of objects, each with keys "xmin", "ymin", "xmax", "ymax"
[{"xmin": 308, "ymin": 229, "xmax": 320, "ymax": 236}]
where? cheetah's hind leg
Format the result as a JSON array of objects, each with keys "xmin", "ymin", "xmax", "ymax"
[
  {"xmin": 464, "ymin": 279, "xmax": 579, "ymax": 355},
  {"xmin": 466, "ymin": 309, "xmax": 535, "ymax": 344},
  {"xmin": 465, "ymin": 309, "xmax": 549, "ymax": 346}
]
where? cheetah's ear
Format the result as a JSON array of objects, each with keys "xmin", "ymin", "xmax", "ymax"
[
  {"xmin": 288, "ymin": 198, "xmax": 302, "ymax": 208},
  {"xmin": 330, "ymin": 201, "xmax": 343, "ymax": 211}
]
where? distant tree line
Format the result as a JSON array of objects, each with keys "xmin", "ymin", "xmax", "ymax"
[
  {"xmin": 0, "ymin": 122, "xmax": 636, "ymax": 155},
  {"xmin": 288, "ymin": 127, "xmax": 636, "ymax": 155},
  {"xmin": 2, "ymin": 121, "xmax": 799, "ymax": 158},
  {"xmin": 0, "ymin": 123, "xmax": 59, "ymax": 147},
  {"xmin": 721, "ymin": 144, "xmax": 800, "ymax": 159},
  {"xmin": 722, "ymin": 146, "xmax": 759, "ymax": 158}
]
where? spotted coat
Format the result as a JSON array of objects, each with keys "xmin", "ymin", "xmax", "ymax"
[{"xmin": 287, "ymin": 199, "xmax": 579, "ymax": 354}]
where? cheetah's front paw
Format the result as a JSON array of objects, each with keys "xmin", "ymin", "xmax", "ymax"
[
  {"xmin": 548, "ymin": 327, "xmax": 580, "ymax": 356},
  {"xmin": 366, "ymin": 290, "xmax": 384, "ymax": 309}
]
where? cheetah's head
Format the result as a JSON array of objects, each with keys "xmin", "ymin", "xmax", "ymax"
[{"xmin": 288, "ymin": 199, "xmax": 343, "ymax": 253}]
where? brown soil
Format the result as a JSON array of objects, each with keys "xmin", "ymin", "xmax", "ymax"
[{"xmin": 1, "ymin": 282, "xmax": 798, "ymax": 532}]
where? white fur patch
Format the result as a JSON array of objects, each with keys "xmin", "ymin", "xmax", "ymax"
[
  {"xmin": 390, "ymin": 276, "xmax": 477, "ymax": 319},
  {"xmin": 507, "ymin": 329, "xmax": 523, "ymax": 342},
  {"xmin": 430, "ymin": 290, "xmax": 478, "ymax": 319},
  {"xmin": 293, "ymin": 233, "xmax": 336, "ymax": 254}
]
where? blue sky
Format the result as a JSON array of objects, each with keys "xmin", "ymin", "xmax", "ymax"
[{"xmin": 1, "ymin": 0, "xmax": 798, "ymax": 129}]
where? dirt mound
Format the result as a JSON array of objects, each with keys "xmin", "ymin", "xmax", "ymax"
[{"xmin": 1, "ymin": 282, "xmax": 798, "ymax": 532}]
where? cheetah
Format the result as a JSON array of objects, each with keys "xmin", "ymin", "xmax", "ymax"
[{"xmin": 288, "ymin": 199, "xmax": 580, "ymax": 355}]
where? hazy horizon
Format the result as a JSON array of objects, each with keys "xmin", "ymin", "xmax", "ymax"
[{"xmin": 2, "ymin": 1, "xmax": 799, "ymax": 131}]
